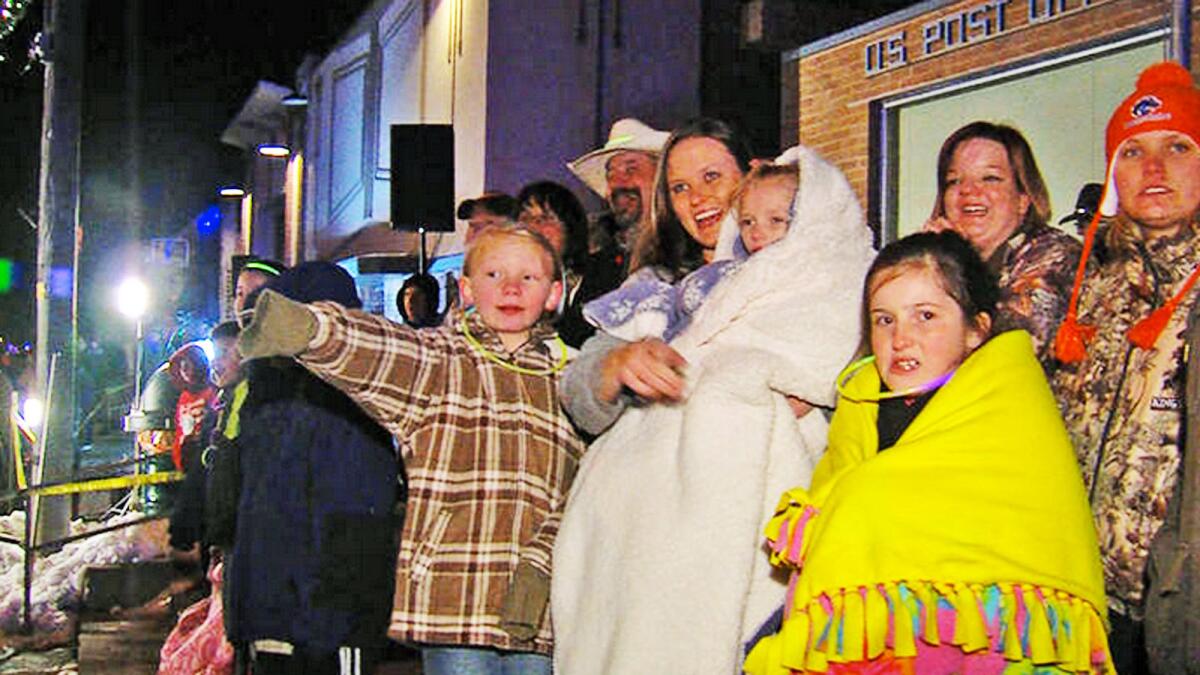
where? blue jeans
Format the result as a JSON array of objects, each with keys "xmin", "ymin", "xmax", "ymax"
[{"xmin": 420, "ymin": 646, "xmax": 552, "ymax": 675}]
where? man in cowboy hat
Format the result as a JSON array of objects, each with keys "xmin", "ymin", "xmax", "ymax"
[
  {"xmin": 568, "ymin": 118, "xmax": 669, "ymax": 258},
  {"xmin": 555, "ymin": 119, "xmax": 669, "ymax": 348}
]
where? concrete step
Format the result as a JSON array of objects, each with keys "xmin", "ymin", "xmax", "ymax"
[
  {"xmin": 76, "ymin": 618, "xmax": 170, "ymax": 674},
  {"xmin": 74, "ymin": 561, "xmax": 192, "ymax": 674},
  {"xmin": 80, "ymin": 562, "xmax": 181, "ymax": 614}
]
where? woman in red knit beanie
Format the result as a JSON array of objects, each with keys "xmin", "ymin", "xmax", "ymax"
[{"xmin": 1051, "ymin": 61, "xmax": 1200, "ymax": 675}]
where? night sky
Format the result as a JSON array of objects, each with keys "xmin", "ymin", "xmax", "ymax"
[
  {"xmin": 0, "ymin": 0, "xmax": 919, "ymax": 348},
  {"xmin": 0, "ymin": 0, "xmax": 369, "ymax": 345}
]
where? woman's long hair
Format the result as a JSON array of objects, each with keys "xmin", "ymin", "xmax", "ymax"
[{"xmin": 631, "ymin": 117, "xmax": 754, "ymax": 279}]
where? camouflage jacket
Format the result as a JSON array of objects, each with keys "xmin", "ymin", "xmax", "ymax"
[
  {"xmin": 1051, "ymin": 220, "xmax": 1198, "ymax": 617},
  {"xmin": 987, "ymin": 221, "xmax": 1082, "ymax": 373}
]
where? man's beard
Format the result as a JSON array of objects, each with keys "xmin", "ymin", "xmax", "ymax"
[{"xmin": 609, "ymin": 188, "xmax": 644, "ymax": 230}]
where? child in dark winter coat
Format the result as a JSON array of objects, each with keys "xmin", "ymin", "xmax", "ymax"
[{"xmin": 223, "ymin": 262, "xmax": 399, "ymax": 675}]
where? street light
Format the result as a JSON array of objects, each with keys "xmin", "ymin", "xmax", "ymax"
[
  {"xmin": 115, "ymin": 277, "xmax": 149, "ymax": 320},
  {"xmin": 256, "ymin": 143, "xmax": 290, "ymax": 158},
  {"xmin": 20, "ymin": 397, "xmax": 44, "ymax": 430},
  {"xmin": 115, "ymin": 277, "xmax": 150, "ymax": 431}
]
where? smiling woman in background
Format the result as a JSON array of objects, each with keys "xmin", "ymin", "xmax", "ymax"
[
  {"xmin": 925, "ymin": 121, "xmax": 1081, "ymax": 370},
  {"xmin": 516, "ymin": 180, "xmax": 595, "ymax": 347}
]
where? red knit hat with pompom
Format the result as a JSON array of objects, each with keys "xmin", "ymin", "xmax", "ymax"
[{"xmin": 1055, "ymin": 62, "xmax": 1200, "ymax": 363}]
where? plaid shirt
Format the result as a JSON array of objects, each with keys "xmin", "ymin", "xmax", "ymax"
[{"xmin": 299, "ymin": 303, "xmax": 585, "ymax": 654}]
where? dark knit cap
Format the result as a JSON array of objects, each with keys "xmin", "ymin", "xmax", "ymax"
[{"xmin": 269, "ymin": 261, "xmax": 363, "ymax": 309}]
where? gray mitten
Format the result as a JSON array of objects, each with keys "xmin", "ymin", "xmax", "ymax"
[
  {"xmin": 237, "ymin": 289, "xmax": 318, "ymax": 359},
  {"xmin": 499, "ymin": 562, "xmax": 550, "ymax": 642}
]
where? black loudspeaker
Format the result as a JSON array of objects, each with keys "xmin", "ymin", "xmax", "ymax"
[{"xmin": 390, "ymin": 124, "xmax": 455, "ymax": 232}]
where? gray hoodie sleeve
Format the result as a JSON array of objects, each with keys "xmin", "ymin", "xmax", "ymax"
[{"xmin": 559, "ymin": 331, "xmax": 633, "ymax": 436}]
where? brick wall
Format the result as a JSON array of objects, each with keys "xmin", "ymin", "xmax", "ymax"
[{"xmin": 795, "ymin": 0, "xmax": 1199, "ymax": 220}]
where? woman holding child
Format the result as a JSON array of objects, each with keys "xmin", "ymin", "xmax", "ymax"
[
  {"xmin": 552, "ymin": 119, "xmax": 875, "ymax": 673},
  {"xmin": 745, "ymin": 231, "xmax": 1112, "ymax": 674},
  {"xmin": 925, "ymin": 121, "xmax": 1081, "ymax": 370},
  {"xmin": 557, "ymin": 118, "xmax": 757, "ymax": 430}
]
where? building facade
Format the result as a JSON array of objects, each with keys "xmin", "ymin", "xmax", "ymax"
[
  {"xmin": 217, "ymin": 0, "xmax": 703, "ymax": 318},
  {"xmin": 787, "ymin": 0, "xmax": 1198, "ymax": 243}
]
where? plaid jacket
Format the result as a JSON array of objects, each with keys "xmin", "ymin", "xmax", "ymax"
[{"xmin": 299, "ymin": 303, "xmax": 585, "ymax": 654}]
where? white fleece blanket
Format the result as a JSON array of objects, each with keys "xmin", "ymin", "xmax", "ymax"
[{"xmin": 552, "ymin": 146, "xmax": 875, "ymax": 674}]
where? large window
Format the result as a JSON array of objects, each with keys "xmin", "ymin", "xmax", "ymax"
[{"xmin": 882, "ymin": 34, "xmax": 1165, "ymax": 242}]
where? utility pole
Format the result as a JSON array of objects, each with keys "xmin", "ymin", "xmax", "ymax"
[
  {"xmin": 1169, "ymin": 0, "xmax": 1192, "ymax": 70},
  {"xmin": 126, "ymin": 0, "xmax": 142, "ymax": 245},
  {"xmin": 34, "ymin": 0, "xmax": 84, "ymax": 546}
]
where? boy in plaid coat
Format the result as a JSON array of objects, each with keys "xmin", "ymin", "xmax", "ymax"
[{"xmin": 239, "ymin": 226, "xmax": 585, "ymax": 674}]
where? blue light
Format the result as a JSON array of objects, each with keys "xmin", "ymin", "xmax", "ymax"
[
  {"xmin": 196, "ymin": 205, "xmax": 221, "ymax": 236},
  {"xmin": 49, "ymin": 267, "xmax": 72, "ymax": 298}
]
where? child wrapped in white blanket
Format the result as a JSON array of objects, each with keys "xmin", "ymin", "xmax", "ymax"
[{"xmin": 552, "ymin": 146, "xmax": 876, "ymax": 674}]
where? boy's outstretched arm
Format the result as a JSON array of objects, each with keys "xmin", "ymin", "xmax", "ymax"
[
  {"xmin": 238, "ymin": 289, "xmax": 318, "ymax": 359},
  {"xmin": 239, "ymin": 289, "xmax": 428, "ymax": 442}
]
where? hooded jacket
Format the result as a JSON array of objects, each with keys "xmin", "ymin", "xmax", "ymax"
[{"xmin": 224, "ymin": 262, "xmax": 400, "ymax": 653}]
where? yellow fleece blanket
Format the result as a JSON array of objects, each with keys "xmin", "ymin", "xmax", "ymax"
[{"xmin": 745, "ymin": 331, "xmax": 1111, "ymax": 674}]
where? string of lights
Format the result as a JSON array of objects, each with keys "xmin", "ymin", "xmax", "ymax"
[{"xmin": 0, "ymin": 0, "xmax": 32, "ymax": 48}]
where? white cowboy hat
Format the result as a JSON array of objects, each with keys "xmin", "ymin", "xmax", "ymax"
[{"xmin": 567, "ymin": 118, "xmax": 670, "ymax": 197}]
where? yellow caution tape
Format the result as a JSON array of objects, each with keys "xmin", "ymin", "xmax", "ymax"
[
  {"xmin": 9, "ymin": 395, "xmax": 26, "ymax": 490},
  {"xmin": 27, "ymin": 471, "xmax": 184, "ymax": 497},
  {"xmin": 7, "ymin": 397, "xmax": 183, "ymax": 497}
]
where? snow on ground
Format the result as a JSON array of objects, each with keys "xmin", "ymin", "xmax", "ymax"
[{"xmin": 0, "ymin": 511, "xmax": 169, "ymax": 632}]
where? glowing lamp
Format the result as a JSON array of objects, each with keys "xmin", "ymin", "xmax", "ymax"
[
  {"xmin": 115, "ymin": 277, "xmax": 150, "ymax": 320},
  {"xmin": 21, "ymin": 396, "xmax": 43, "ymax": 429},
  {"xmin": 256, "ymin": 144, "xmax": 291, "ymax": 158}
]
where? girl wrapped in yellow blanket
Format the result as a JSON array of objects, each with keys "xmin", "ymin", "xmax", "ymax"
[{"xmin": 745, "ymin": 231, "xmax": 1113, "ymax": 674}]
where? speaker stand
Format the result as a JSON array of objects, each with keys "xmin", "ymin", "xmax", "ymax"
[{"xmin": 418, "ymin": 226, "xmax": 427, "ymax": 274}]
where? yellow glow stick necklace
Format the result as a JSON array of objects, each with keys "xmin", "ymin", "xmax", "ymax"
[
  {"xmin": 834, "ymin": 355, "xmax": 956, "ymax": 403},
  {"xmin": 459, "ymin": 312, "xmax": 568, "ymax": 377}
]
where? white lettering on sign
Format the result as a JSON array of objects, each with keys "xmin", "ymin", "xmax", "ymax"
[
  {"xmin": 921, "ymin": 0, "xmax": 1012, "ymax": 56},
  {"xmin": 863, "ymin": 0, "xmax": 1100, "ymax": 76},
  {"xmin": 864, "ymin": 31, "xmax": 908, "ymax": 74}
]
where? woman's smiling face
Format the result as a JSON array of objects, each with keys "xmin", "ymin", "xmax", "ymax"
[
  {"xmin": 666, "ymin": 136, "xmax": 745, "ymax": 257},
  {"xmin": 941, "ymin": 137, "xmax": 1030, "ymax": 260}
]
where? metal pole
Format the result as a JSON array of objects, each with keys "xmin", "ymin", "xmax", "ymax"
[
  {"xmin": 22, "ymin": 493, "xmax": 32, "ymax": 633},
  {"xmin": 133, "ymin": 319, "xmax": 144, "ymax": 408},
  {"xmin": 1170, "ymin": 0, "xmax": 1193, "ymax": 69},
  {"xmin": 35, "ymin": 0, "xmax": 84, "ymax": 550},
  {"xmin": 418, "ymin": 227, "xmax": 428, "ymax": 273},
  {"xmin": 132, "ymin": 319, "xmax": 143, "ymax": 506}
]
